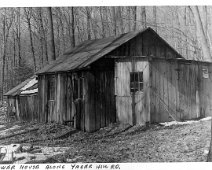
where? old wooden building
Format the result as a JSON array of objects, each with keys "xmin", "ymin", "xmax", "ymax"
[
  {"xmin": 36, "ymin": 27, "xmax": 212, "ymax": 132},
  {"xmin": 4, "ymin": 75, "xmax": 38, "ymax": 121}
]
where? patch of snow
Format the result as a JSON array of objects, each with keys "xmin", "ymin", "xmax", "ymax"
[
  {"xmin": 0, "ymin": 125, "xmax": 5, "ymax": 129},
  {"xmin": 21, "ymin": 89, "xmax": 38, "ymax": 94},
  {"xmin": 9, "ymin": 125, "xmax": 21, "ymax": 130},
  {"xmin": 41, "ymin": 146, "xmax": 69, "ymax": 156},
  {"xmin": 160, "ymin": 117, "xmax": 211, "ymax": 127},
  {"xmin": 204, "ymin": 149, "xmax": 209, "ymax": 155},
  {"xmin": 200, "ymin": 117, "xmax": 211, "ymax": 121},
  {"xmin": 21, "ymin": 78, "xmax": 37, "ymax": 91}
]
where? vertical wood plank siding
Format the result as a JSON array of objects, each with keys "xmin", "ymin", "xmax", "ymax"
[
  {"xmin": 38, "ymin": 67, "xmax": 116, "ymax": 132},
  {"xmin": 38, "ymin": 75, "xmax": 48, "ymax": 122},
  {"xmin": 37, "ymin": 30, "xmax": 212, "ymax": 132},
  {"xmin": 38, "ymin": 73, "xmax": 74, "ymax": 124},
  {"xmin": 109, "ymin": 31, "xmax": 178, "ymax": 59},
  {"xmin": 18, "ymin": 95, "xmax": 38, "ymax": 121},
  {"xmin": 7, "ymin": 95, "xmax": 38, "ymax": 122},
  {"xmin": 150, "ymin": 59, "xmax": 212, "ymax": 122},
  {"xmin": 115, "ymin": 61, "xmax": 150, "ymax": 126},
  {"xmin": 84, "ymin": 69, "xmax": 116, "ymax": 132}
]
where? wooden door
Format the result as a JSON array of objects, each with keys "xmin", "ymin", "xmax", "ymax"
[
  {"xmin": 47, "ymin": 75, "xmax": 56, "ymax": 122},
  {"xmin": 115, "ymin": 60, "xmax": 150, "ymax": 126},
  {"xmin": 72, "ymin": 73, "xmax": 84, "ymax": 130}
]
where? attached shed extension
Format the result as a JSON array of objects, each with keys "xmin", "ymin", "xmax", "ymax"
[
  {"xmin": 4, "ymin": 76, "xmax": 38, "ymax": 122},
  {"xmin": 150, "ymin": 58, "xmax": 212, "ymax": 122},
  {"xmin": 36, "ymin": 27, "xmax": 212, "ymax": 132}
]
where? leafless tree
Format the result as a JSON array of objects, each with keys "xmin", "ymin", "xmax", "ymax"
[
  {"xmin": 1, "ymin": 8, "xmax": 14, "ymax": 100},
  {"xmin": 24, "ymin": 7, "xmax": 36, "ymax": 71},
  {"xmin": 190, "ymin": 6, "xmax": 211, "ymax": 61},
  {"xmin": 46, "ymin": 7, "xmax": 56, "ymax": 61}
]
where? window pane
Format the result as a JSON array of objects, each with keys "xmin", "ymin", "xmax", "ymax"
[
  {"xmin": 134, "ymin": 73, "xmax": 138, "ymax": 82},
  {"xmin": 130, "ymin": 82, "xmax": 134, "ymax": 93},
  {"xmin": 139, "ymin": 72, "xmax": 143, "ymax": 82},
  {"xmin": 130, "ymin": 73, "xmax": 135, "ymax": 82},
  {"xmin": 130, "ymin": 72, "xmax": 143, "ymax": 93},
  {"xmin": 134, "ymin": 82, "xmax": 139, "ymax": 92},
  {"xmin": 139, "ymin": 82, "xmax": 143, "ymax": 91}
]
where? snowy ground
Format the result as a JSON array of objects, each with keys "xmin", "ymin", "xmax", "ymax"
[{"xmin": 0, "ymin": 108, "xmax": 211, "ymax": 163}]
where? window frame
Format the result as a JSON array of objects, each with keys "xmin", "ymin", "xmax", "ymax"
[{"xmin": 130, "ymin": 72, "xmax": 144, "ymax": 93}]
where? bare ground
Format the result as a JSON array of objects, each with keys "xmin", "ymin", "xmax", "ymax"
[{"xmin": 0, "ymin": 113, "xmax": 211, "ymax": 163}]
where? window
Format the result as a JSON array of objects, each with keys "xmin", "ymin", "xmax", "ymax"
[{"xmin": 130, "ymin": 72, "xmax": 143, "ymax": 93}]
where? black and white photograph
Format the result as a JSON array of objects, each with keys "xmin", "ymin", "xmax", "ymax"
[{"xmin": 0, "ymin": 2, "xmax": 212, "ymax": 167}]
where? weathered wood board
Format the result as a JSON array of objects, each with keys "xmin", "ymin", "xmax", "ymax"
[
  {"xmin": 150, "ymin": 59, "xmax": 212, "ymax": 123},
  {"xmin": 115, "ymin": 60, "xmax": 150, "ymax": 126}
]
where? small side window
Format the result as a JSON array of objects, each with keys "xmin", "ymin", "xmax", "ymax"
[{"xmin": 130, "ymin": 72, "xmax": 143, "ymax": 93}]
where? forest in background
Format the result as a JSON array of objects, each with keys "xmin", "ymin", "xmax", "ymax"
[{"xmin": 0, "ymin": 6, "xmax": 210, "ymax": 100}]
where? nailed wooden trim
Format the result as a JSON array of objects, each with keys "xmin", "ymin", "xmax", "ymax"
[{"xmin": 104, "ymin": 55, "xmax": 148, "ymax": 59}]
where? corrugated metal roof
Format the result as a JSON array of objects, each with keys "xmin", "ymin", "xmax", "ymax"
[
  {"xmin": 36, "ymin": 27, "xmax": 184, "ymax": 74},
  {"xmin": 4, "ymin": 75, "xmax": 37, "ymax": 96}
]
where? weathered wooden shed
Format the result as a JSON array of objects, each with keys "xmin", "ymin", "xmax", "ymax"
[
  {"xmin": 36, "ymin": 27, "xmax": 212, "ymax": 132},
  {"xmin": 4, "ymin": 75, "xmax": 38, "ymax": 121}
]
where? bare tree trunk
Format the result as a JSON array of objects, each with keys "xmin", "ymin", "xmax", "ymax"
[
  {"xmin": 1, "ymin": 9, "xmax": 13, "ymax": 101},
  {"xmin": 91, "ymin": 7, "xmax": 98, "ymax": 39},
  {"xmin": 141, "ymin": 6, "xmax": 147, "ymax": 29},
  {"xmin": 86, "ymin": 7, "xmax": 92, "ymax": 40},
  {"xmin": 47, "ymin": 7, "xmax": 56, "ymax": 62},
  {"xmin": 12, "ymin": 30, "xmax": 16, "ymax": 86},
  {"xmin": 24, "ymin": 7, "xmax": 36, "ymax": 71},
  {"xmin": 190, "ymin": 6, "xmax": 211, "ymax": 61},
  {"xmin": 175, "ymin": 8, "xmax": 182, "ymax": 55},
  {"xmin": 127, "ymin": 7, "xmax": 131, "ymax": 31},
  {"xmin": 205, "ymin": 6, "xmax": 208, "ymax": 35},
  {"xmin": 116, "ymin": 7, "xmax": 124, "ymax": 34},
  {"xmin": 133, "ymin": 6, "xmax": 137, "ymax": 31},
  {"xmin": 62, "ymin": 7, "xmax": 75, "ymax": 49},
  {"xmin": 55, "ymin": 17, "xmax": 61, "ymax": 57},
  {"xmin": 36, "ymin": 7, "xmax": 48, "ymax": 64},
  {"xmin": 112, "ymin": 7, "xmax": 117, "ymax": 36},
  {"xmin": 203, "ymin": 6, "xmax": 211, "ymax": 54},
  {"xmin": 14, "ymin": 8, "xmax": 21, "ymax": 66},
  {"xmin": 100, "ymin": 7, "xmax": 106, "ymax": 38},
  {"xmin": 1, "ymin": 17, "xmax": 6, "ymax": 101},
  {"xmin": 153, "ymin": 6, "xmax": 157, "ymax": 32},
  {"xmin": 18, "ymin": 8, "xmax": 21, "ymax": 66},
  {"xmin": 184, "ymin": 7, "xmax": 189, "ymax": 58},
  {"xmin": 71, "ymin": 7, "xmax": 75, "ymax": 48},
  {"xmin": 13, "ymin": 30, "xmax": 16, "ymax": 67},
  {"xmin": 106, "ymin": 7, "xmax": 112, "ymax": 36},
  {"xmin": 56, "ymin": 8, "xmax": 66, "ymax": 53}
]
